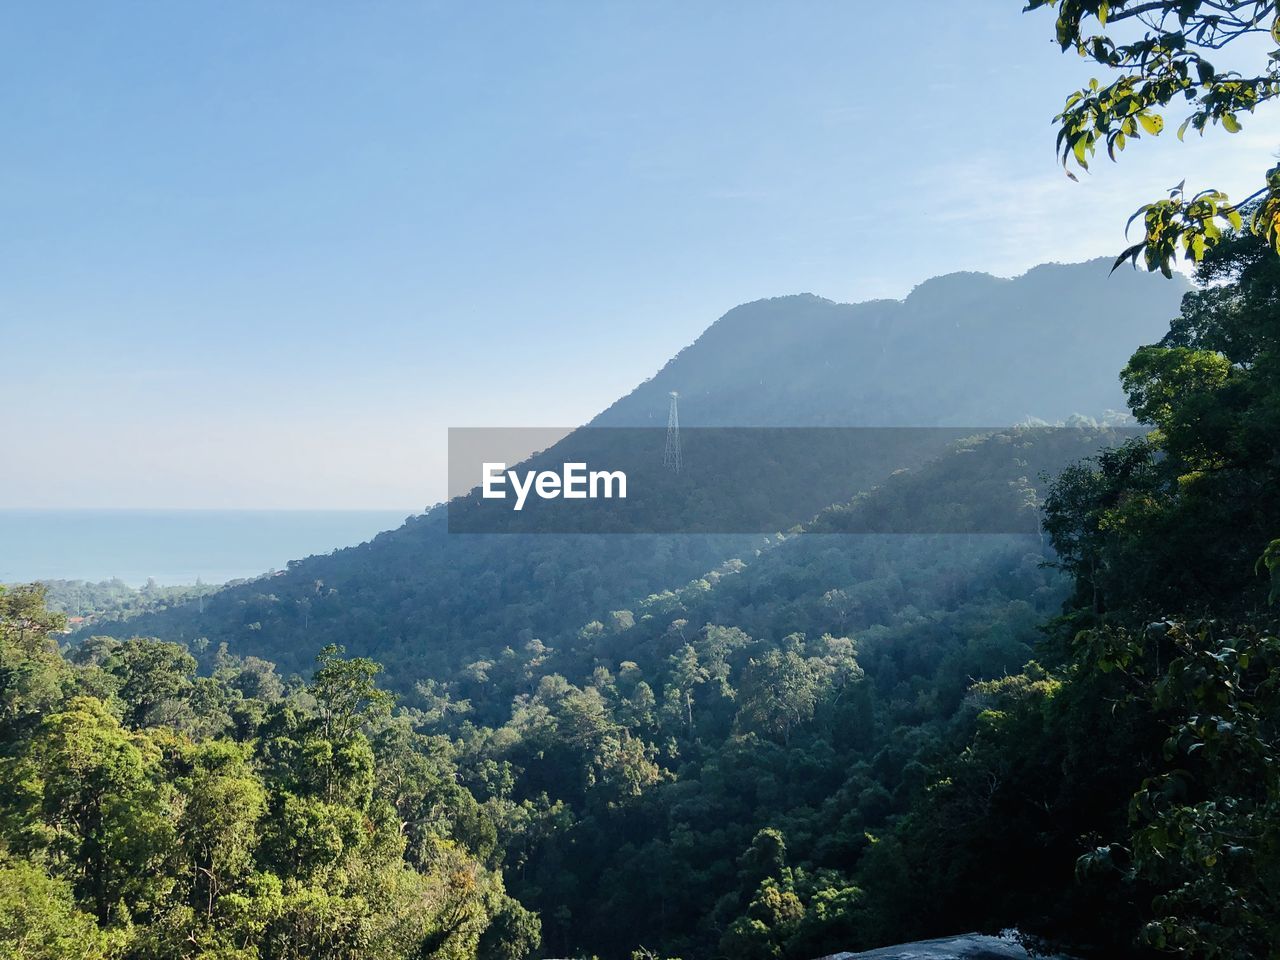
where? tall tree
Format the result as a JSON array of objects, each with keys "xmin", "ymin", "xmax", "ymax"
[{"xmin": 309, "ymin": 644, "xmax": 396, "ymax": 743}]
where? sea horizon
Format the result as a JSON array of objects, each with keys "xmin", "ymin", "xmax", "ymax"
[{"xmin": 0, "ymin": 508, "xmax": 417, "ymax": 587}]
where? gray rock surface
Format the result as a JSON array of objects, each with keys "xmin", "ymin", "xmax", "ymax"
[{"xmin": 817, "ymin": 932, "xmax": 1048, "ymax": 960}]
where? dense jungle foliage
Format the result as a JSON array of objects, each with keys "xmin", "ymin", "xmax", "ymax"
[
  {"xmin": 16, "ymin": 1, "xmax": 1280, "ymax": 956},
  {"xmin": 10, "ymin": 230, "xmax": 1280, "ymax": 960},
  {"xmin": 0, "ymin": 586, "xmax": 539, "ymax": 960}
]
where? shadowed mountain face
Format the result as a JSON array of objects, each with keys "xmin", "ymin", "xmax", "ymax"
[
  {"xmin": 594, "ymin": 259, "xmax": 1187, "ymax": 427},
  {"xmin": 76, "ymin": 261, "xmax": 1188, "ymax": 686}
]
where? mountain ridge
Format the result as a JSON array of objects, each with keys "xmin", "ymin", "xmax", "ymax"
[
  {"xmin": 72, "ymin": 259, "xmax": 1189, "ymax": 690},
  {"xmin": 593, "ymin": 257, "xmax": 1187, "ymax": 428}
]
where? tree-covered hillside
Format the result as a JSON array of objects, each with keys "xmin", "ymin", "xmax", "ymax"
[
  {"xmin": 464, "ymin": 427, "xmax": 1114, "ymax": 957},
  {"xmin": 7, "ymin": 425, "xmax": 1101, "ymax": 959},
  {"xmin": 0, "ymin": 585, "xmax": 538, "ymax": 960},
  {"xmin": 15, "ymin": 2, "xmax": 1280, "ymax": 958},
  {"xmin": 859, "ymin": 227, "xmax": 1280, "ymax": 959},
  {"xmin": 39, "ymin": 578, "xmax": 212, "ymax": 621},
  {"xmin": 28, "ymin": 247, "xmax": 1280, "ymax": 959},
  {"xmin": 431, "ymin": 229, "xmax": 1280, "ymax": 960},
  {"xmin": 74, "ymin": 260, "xmax": 1182, "ymax": 691}
]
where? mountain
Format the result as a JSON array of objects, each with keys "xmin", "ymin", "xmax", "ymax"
[
  {"xmin": 56, "ymin": 260, "xmax": 1203, "ymax": 959},
  {"xmin": 74, "ymin": 260, "xmax": 1187, "ymax": 690},
  {"xmin": 595, "ymin": 259, "xmax": 1186, "ymax": 427}
]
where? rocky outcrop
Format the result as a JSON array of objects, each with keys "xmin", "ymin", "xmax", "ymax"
[{"xmin": 818, "ymin": 932, "xmax": 1059, "ymax": 960}]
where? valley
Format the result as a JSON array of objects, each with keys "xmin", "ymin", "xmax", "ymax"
[{"xmin": 19, "ymin": 255, "xmax": 1244, "ymax": 958}]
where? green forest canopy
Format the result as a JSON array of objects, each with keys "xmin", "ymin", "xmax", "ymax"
[{"xmin": 6, "ymin": 227, "xmax": 1280, "ymax": 958}]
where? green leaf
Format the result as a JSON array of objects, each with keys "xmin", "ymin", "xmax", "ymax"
[{"xmin": 1072, "ymin": 136, "xmax": 1091, "ymax": 169}]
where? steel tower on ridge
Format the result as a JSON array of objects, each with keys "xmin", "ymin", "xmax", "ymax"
[{"xmin": 663, "ymin": 391, "xmax": 682, "ymax": 474}]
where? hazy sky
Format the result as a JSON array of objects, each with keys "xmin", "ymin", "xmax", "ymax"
[{"xmin": 5, "ymin": 2, "xmax": 1278, "ymax": 509}]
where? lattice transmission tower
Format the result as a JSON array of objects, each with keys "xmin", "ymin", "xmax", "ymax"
[{"xmin": 663, "ymin": 391, "xmax": 682, "ymax": 474}]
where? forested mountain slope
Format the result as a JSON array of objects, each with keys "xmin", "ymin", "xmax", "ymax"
[
  {"xmin": 857, "ymin": 229, "xmax": 1280, "ymax": 959},
  {"xmin": 10, "ymin": 424, "xmax": 1118, "ymax": 960},
  {"xmin": 42, "ymin": 247, "xmax": 1271, "ymax": 960},
  {"xmin": 76, "ymin": 261, "xmax": 1184, "ymax": 694},
  {"xmin": 461, "ymin": 426, "xmax": 1128, "ymax": 956}
]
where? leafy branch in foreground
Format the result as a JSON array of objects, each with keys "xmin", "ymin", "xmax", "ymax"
[{"xmin": 1024, "ymin": 0, "xmax": 1280, "ymax": 274}]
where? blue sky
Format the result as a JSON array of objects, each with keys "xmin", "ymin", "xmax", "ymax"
[{"xmin": 4, "ymin": 1, "xmax": 1277, "ymax": 508}]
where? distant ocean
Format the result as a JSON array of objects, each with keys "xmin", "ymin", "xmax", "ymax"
[{"xmin": 0, "ymin": 510, "xmax": 415, "ymax": 587}]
